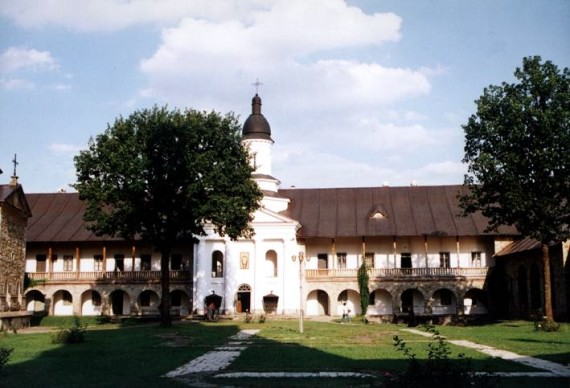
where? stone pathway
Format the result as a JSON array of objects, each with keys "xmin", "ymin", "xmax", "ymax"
[
  {"xmin": 164, "ymin": 329, "xmax": 260, "ymax": 377},
  {"xmin": 401, "ymin": 328, "xmax": 570, "ymax": 378},
  {"xmin": 164, "ymin": 328, "xmax": 372, "ymax": 385},
  {"xmin": 164, "ymin": 326, "xmax": 570, "ymax": 385}
]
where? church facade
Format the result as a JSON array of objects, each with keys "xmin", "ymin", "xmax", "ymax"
[{"xmin": 20, "ymin": 94, "xmax": 569, "ymax": 321}]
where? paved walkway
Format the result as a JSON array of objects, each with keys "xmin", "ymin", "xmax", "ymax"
[
  {"xmin": 164, "ymin": 329, "xmax": 260, "ymax": 377},
  {"xmin": 164, "ymin": 326, "xmax": 570, "ymax": 384}
]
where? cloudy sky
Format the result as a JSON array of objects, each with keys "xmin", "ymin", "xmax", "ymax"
[{"xmin": 1, "ymin": 0, "xmax": 568, "ymax": 193}]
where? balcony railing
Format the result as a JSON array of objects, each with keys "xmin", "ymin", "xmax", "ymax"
[
  {"xmin": 306, "ymin": 267, "xmax": 488, "ymax": 279},
  {"xmin": 26, "ymin": 270, "xmax": 190, "ymax": 282}
]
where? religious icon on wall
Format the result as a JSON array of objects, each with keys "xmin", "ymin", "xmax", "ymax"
[{"xmin": 240, "ymin": 252, "xmax": 249, "ymax": 269}]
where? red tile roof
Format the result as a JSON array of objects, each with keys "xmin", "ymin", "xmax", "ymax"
[
  {"xmin": 25, "ymin": 185, "xmax": 518, "ymax": 242},
  {"xmin": 279, "ymin": 185, "xmax": 518, "ymax": 238}
]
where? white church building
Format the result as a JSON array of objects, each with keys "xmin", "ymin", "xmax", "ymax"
[{"xmin": 22, "ymin": 93, "xmax": 558, "ymax": 322}]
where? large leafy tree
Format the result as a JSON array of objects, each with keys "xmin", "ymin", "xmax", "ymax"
[
  {"xmin": 461, "ymin": 56, "xmax": 569, "ymax": 320},
  {"xmin": 74, "ymin": 106, "xmax": 262, "ymax": 326}
]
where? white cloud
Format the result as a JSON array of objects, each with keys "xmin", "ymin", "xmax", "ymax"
[
  {"xmin": 0, "ymin": 0, "xmax": 273, "ymax": 32},
  {"xmin": 0, "ymin": 77, "xmax": 35, "ymax": 90},
  {"xmin": 49, "ymin": 143, "xmax": 83, "ymax": 156},
  {"xmin": 137, "ymin": 1, "xmax": 417, "ymax": 114},
  {"xmin": 0, "ymin": 47, "xmax": 57, "ymax": 74}
]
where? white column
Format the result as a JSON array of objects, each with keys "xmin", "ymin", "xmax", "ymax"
[{"xmin": 193, "ymin": 239, "xmax": 209, "ymax": 315}]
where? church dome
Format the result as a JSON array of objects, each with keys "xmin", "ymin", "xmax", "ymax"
[{"xmin": 242, "ymin": 94, "xmax": 272, "ymax": 141}]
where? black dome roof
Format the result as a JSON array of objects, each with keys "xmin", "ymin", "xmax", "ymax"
[{"xmin": 242, "ymin": 94, "xmax": 272, "ymax": 141}]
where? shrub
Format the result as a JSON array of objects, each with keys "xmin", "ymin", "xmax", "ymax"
[
  {"xmin": 532, "ymin": 313, "xmax": 561, "ymax": 332},
  {"xmin": 0, "ymin": 346, "xmax": 14, "ymax": 372},
  {"xmin": 51, "ymin": 315, "xmax": 87, "ymax": 344},
  {"xmin": 390, "ymin": 324, "xmax": 495, "ymax": 387}
]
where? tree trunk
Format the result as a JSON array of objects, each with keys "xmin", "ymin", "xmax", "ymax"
[
  {"xmin": 160, "ymin": 249, "xmax": 172, "ymax": 327},
  {"xmin": 542, "ymin": 243, "xmax": 554, "ymax": 321}
]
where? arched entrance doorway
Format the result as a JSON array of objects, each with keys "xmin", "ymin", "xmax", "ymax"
[
  {"xmin": 81, "ymin": 290, "xmax": 102, "ymax": 316},
  {"xmin": 53, "ymin": 290, "xmax": 73, "ymax": 316},
  {"xmin": 307, "ymin": 289, "xmax": 329, "ymax": 316},
  {"xmin": 401, "ymin": 288, "xmax": 425, "ymax": 314},
  {"xmin": 26, "ymin": 290, "xmax": 45, "ymax": 313},
  {"xmin": 236, "ymin": 284, "xmax": 251, "ymax": 313},
  {"xmin": 110, "ymin": 289, "xmax": 131, "ymax": 315}
]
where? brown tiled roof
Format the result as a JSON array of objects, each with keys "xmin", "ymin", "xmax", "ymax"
[
  {"xmin": 278, "ymin": 185, "xmax": 518, "ymax": 238},
  {"xmin": 25, "ymin": 185, "xmax": 518, "ymax": 242},
  {"xmin": 25, "ymin": 193, "xmax": 117, "ymax": 242},
  {"xmin": 494, "ymin": 237, "xmax": 541, "ymax": 257}
]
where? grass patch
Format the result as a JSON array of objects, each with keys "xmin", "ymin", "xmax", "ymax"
[
  {"xmin": 436, "ymin": 320, "xmax": 570, "ymax": 365},
  {"xmin": 0, "ymin": 318, "xmax": 568, "ymax": 387}
]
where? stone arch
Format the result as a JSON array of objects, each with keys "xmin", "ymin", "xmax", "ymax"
[
  {"xmin": 109, "ymin": 289, "xmax": 131, "ymax": 315},
  {"xmin": 336, "ymin": 288, "xmax": 361, "ymax": 316},
  {"xmin": 265, "ymin": 249, "xmax": 278, "ymax": 277},
  {"xmin": 307, "ymin": 289, "xmax": 329, "ymax": 316},
  {"xmin": 52, "ymin": 289, "xmax": 74, "ymax": 316},
  {"xmin": 81, "ymin": 289, "xmax": 102, "ymax": 316},
  {"xmin": 432, "ymin": 288, "xmax": 457, "ymax": 315},
  {"xmin": 400, "ymin": 288, "xmax": 425, "ymax": 314},
  {"xmin": 138, "ymin": 289, "xmax": 160, "ymax": 316},
  {"xmin": 25, "ymin": 290, "xmax": 46, "ymax": 313},
  {"xmin": 368, "ymin": 288, "xmax": 393, "ymax": 315},
  {"xmin": 170, "ymin": 289, "xmax": 190, "ymax": 316},
  {"xmin": 464, "ymin": 288, "xmax": 488, "ymax": 315}
]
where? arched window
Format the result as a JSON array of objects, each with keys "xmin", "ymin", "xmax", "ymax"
[
  {"xmin": 265, "ymin": 250, "xmax": 278, "ymax": 277},
  {"xmin": 211, "ymin": 251, "xmax": 224, "ymax": 278}
]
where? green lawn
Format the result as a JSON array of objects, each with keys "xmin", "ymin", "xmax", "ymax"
[{"xmin": 0, "ymin": 317, "xmax": 568, "ymax": 387}]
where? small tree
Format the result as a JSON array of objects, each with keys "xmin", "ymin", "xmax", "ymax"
[
  {"xmin": 461, "ymin": 56, "xmax": 570, "ymax": 321},
  {"xmin": 358, "ymin": 262, "xmax": 370, "ymax": 316},
  {"xmin": 74, "ymin": 106, "xmax": 262, "ymax": 327}
]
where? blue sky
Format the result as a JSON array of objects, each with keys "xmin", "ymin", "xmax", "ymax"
[{"xmin": 1, "ymin": 0, "xmax": 568, "ymax": 193}]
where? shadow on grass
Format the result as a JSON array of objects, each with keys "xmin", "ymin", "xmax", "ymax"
[{"xmin": 1, "ymin": 320, "xmax": 569, "ymax": 388}]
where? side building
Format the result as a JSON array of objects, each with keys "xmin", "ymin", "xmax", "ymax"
[
  {"xmin": 1, "ymin": 175, "xmax": 32, "ymax": 329},
  {"xmin": 22, "ymin": 93, "xmax": 569, "ymax": 322}
]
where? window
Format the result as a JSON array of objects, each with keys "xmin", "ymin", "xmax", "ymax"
[
  {"xmin": 63, "ymin": 255, "xmax": 73, "ymax": 271},
  {"xmin": 171, "ymin": 254, "xmax": 182, "ymax": 270},
  {"xmin": 364, "ymin": 252, "xmax": 375, "ymax": 268},
  {"xmin": 212, "ymin": 251, "xmax": 223, "ymax": 278},
  {"xmin": 337, "ymin": 253, "xmax": 347, "ymax": 269},
  {"xmin": 369, "ymin": 291, "xmax": 376, "ymax": 305},
  {"xmin": 140, "ymin": 254, "xmax": 151, "ymax": 271},
  {"xmin": 439, "ymin": 252, "xmax": 450, "ymax": 268},
  {"xmin": 317, "ymin": 254, "xmax": 328, "ymax": 269},
  {"xmin": 94, "ymin": 255, "xmax": 103, "ymax": 271},
  {"xmin": 401, "ymin": 253, "xmax": 412, "ymax": 269},
  {"xmin": 471, "ymin": 252, "xmax": 482, "ymax": 267},
  {"xmin": 265, "ymin": 250, "xmax": 278, "ymax": 277},
  {"xmin": 36, "ymin": 255, "xmax": 47, "ymax": 272},
  {"xmin": 114, "ymin": 254, "xmax": 124, "ymax": 271}
]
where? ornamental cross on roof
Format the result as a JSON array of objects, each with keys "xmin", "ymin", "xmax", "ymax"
[
  {"xmin": 252, "ymin": 78, "xmax": 263, "ymax": 94},
  {"xmin": 12, "ymin": 154, "xmax": 18, "ymax": 176}
]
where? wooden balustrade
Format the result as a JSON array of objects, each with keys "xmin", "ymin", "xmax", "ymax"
[
  {"xmin": 26, "ymin": 270, "xmax": 190, "ymax": 282},
  {"xmin": 305, "ymin": 267, "xmax": 488, "ymax": 279}
]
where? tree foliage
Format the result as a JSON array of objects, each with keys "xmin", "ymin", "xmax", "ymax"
[
  {"xmin": 358, "ymin": 262, "xmax": 369, "ymax": 315},
  {"xmin": 74, "ymin": 106, "xmax": 262, "ymax": 326},
  {"xmin": 461, "ymin": 56, "xmax": 569, "ymax": 320}
]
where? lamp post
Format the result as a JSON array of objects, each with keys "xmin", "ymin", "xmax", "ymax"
[{"xmin": 292, "ymin": 252, "xmax": 309, "ymax": 333}]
